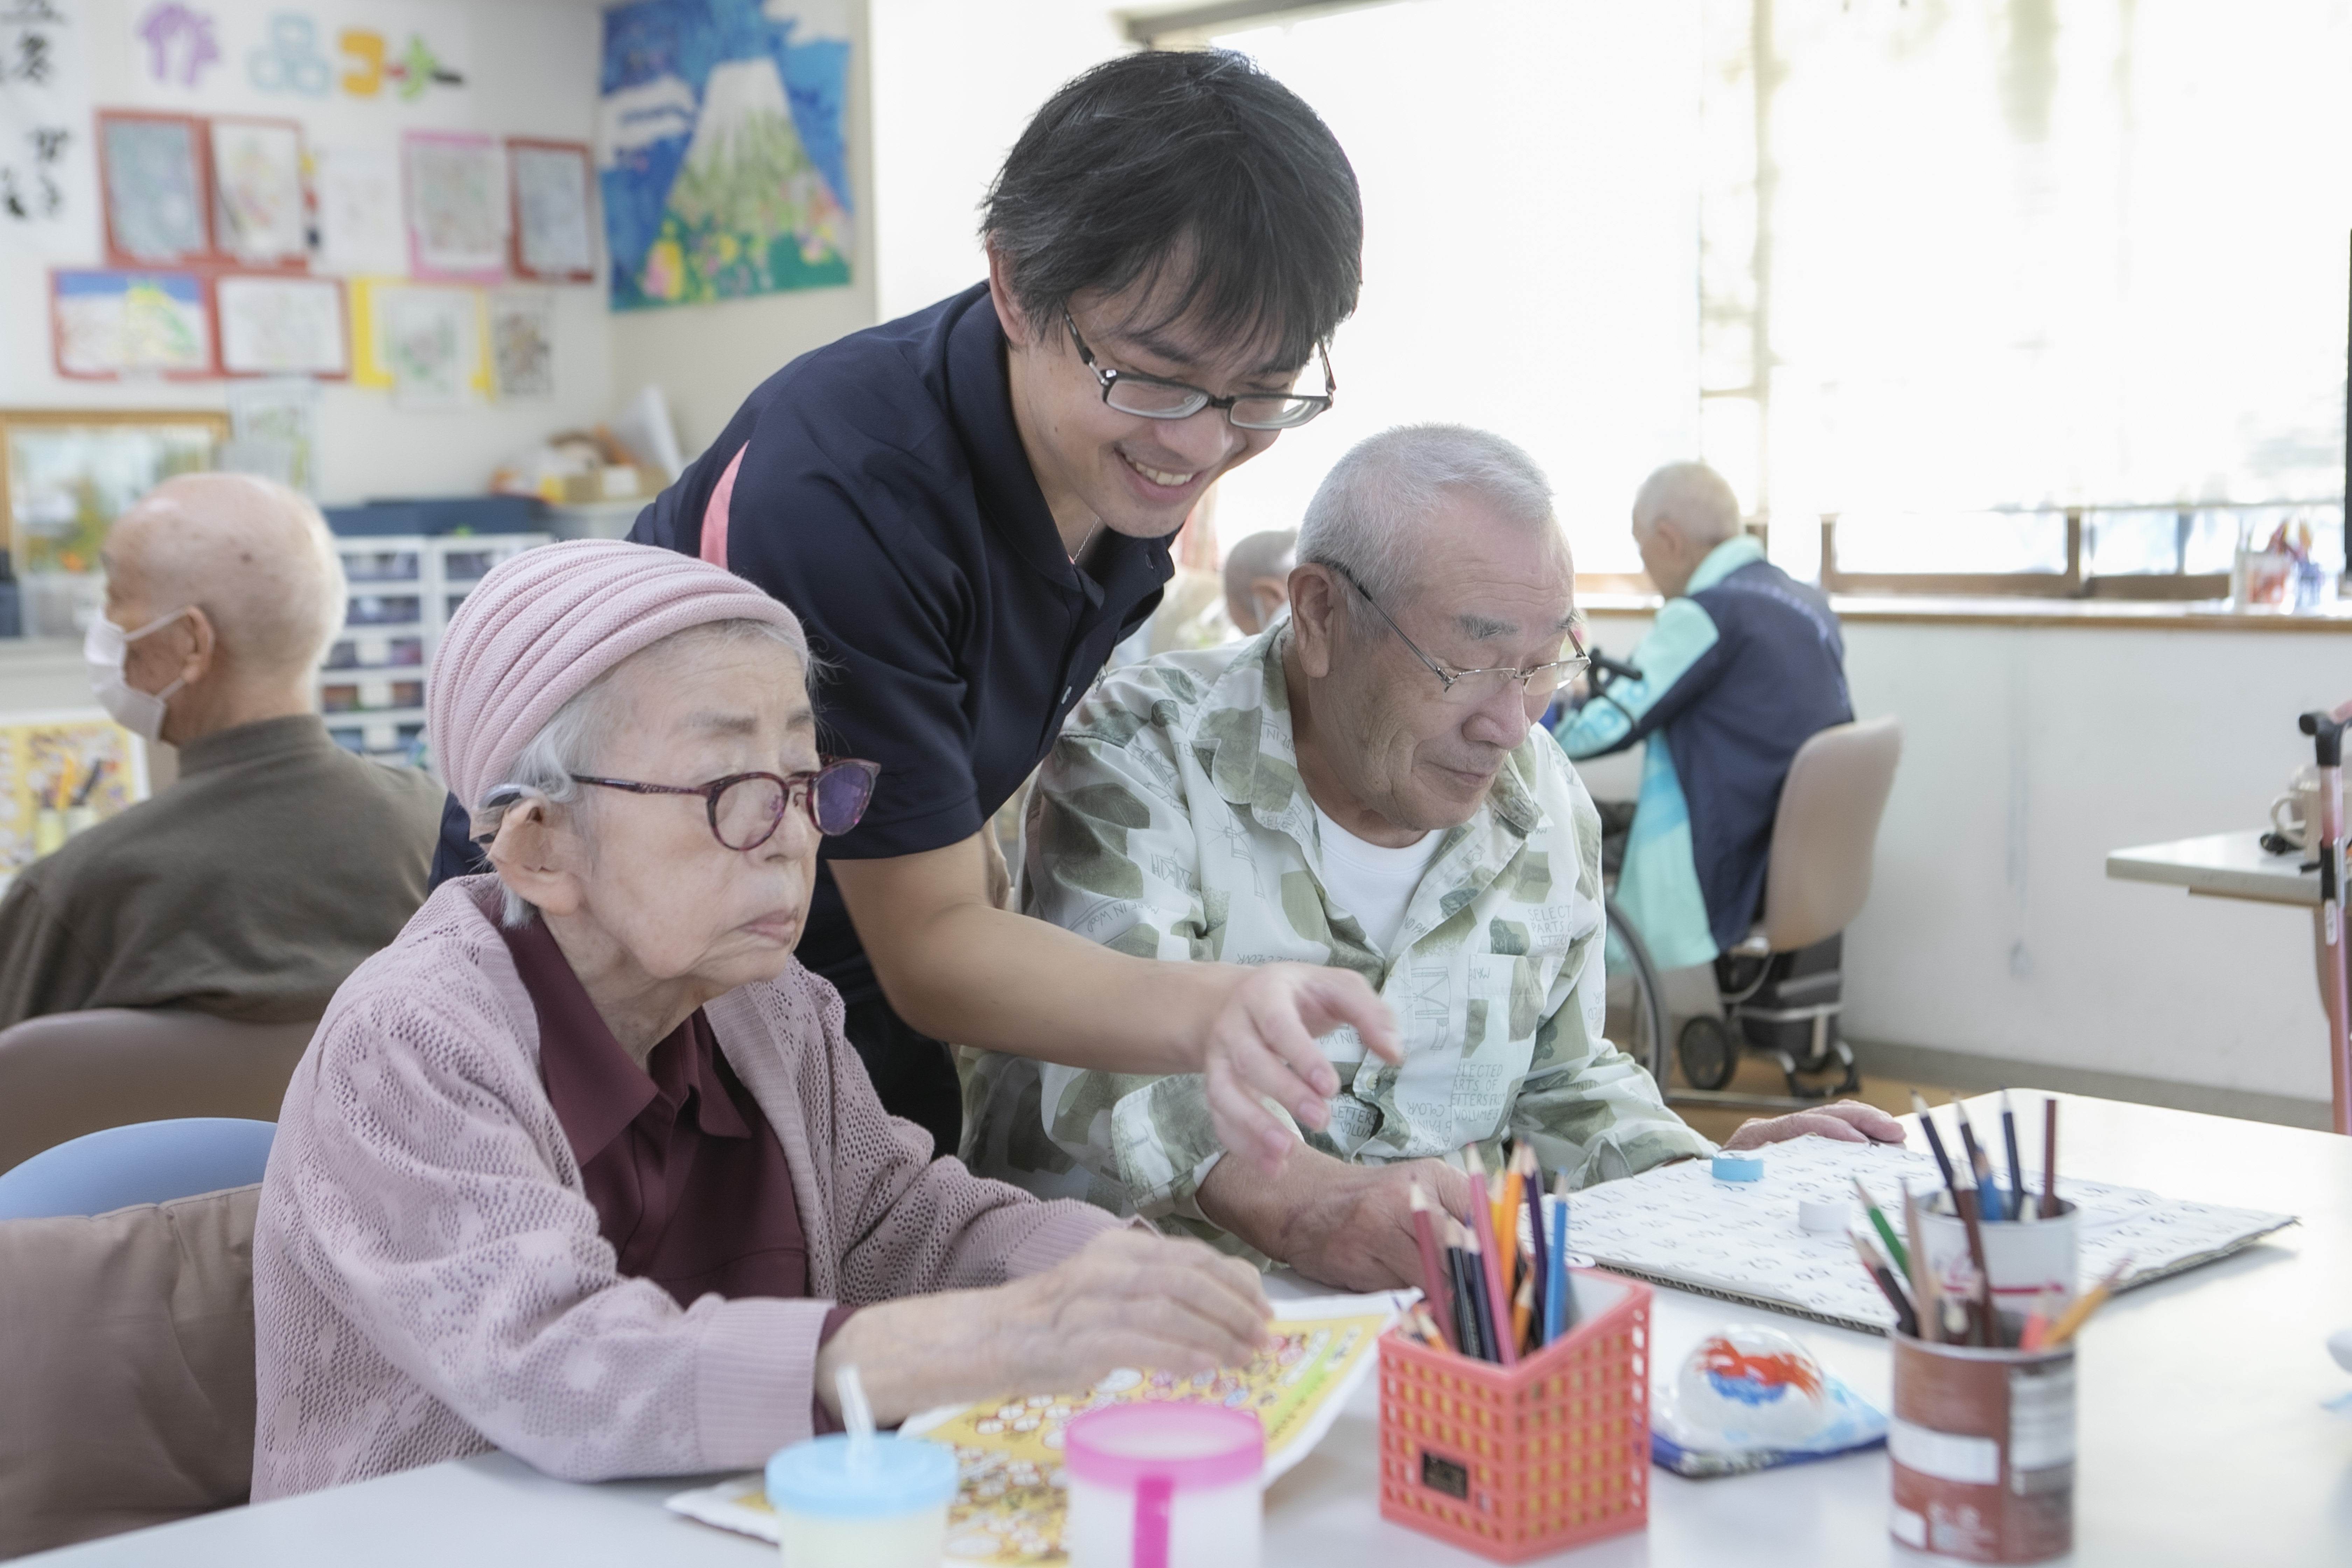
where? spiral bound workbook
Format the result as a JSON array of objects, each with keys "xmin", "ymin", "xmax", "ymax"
[{"xmin": 1555, "ymin": 1134, "xmax": 2295, "ymax": 1335}]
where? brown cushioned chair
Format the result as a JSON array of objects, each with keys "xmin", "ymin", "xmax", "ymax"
[
  {"xmin": 0, "ymin": 1183, "xmax": 260, "ymax": 1559},
  {"xmin": 0, "ymin": 1010, "xmax": 315, "ymax": 1175}
]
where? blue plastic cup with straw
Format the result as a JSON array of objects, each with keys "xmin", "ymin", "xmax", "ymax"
[{"xmin": 765, "ymin": 1364, "xmax": 959, "ymax": 1568}]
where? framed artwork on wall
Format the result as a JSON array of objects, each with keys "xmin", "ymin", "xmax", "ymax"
[
  {"xmin": 402, "ymin": 130, "xmax": 507, "ymax": 282},
  {"xmin": 506, "ymin": 139, "xmax": 595, "ymax": 283},
  {"xmin": 208, "ymin": 116, "xmax": 310, "ymax": 268},
  {"xmin": 215, "ymin": 275, "xmax": 349, "ymax": 378},
  {"xmin": 96, "ymin": 111, "xmax": 215, "ymax": 266},
  {"xmin": 49, "ymin": 269, "xmax": 215, "ymax": 380},
  {"xmin": 0, "ymin": 409, "xmax": 229, "ymax": 574}
]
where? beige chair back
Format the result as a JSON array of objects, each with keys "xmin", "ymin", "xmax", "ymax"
[
  {"xmin": 0, "ymin": 1010, "xmax": 315, "ymax": 1175},
  {"xmin": 0, "ymin": 1183, "xmax": 259, "ymax": 1556},
  {"xmin": 1760, "ymin": 717, "xmax": 1903, "ymax": 953}
]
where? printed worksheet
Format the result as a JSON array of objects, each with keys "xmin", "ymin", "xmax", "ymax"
[
  {"xmin": 1557, "ymin": 1134, "xmax": 2294, "ymax": 1333},
  {"xmin": 666, "ymin": 1293, "xmax": 1404, "ymax": 1566}
]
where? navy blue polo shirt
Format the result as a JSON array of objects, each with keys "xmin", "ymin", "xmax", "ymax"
[
  {"xmin": 634, "ymin": 284, "xmax": 1170, "ymax": 1004},
  {"xmin": 430, "ymin": 286, "xmax": 1170, "ymax": 1007}
]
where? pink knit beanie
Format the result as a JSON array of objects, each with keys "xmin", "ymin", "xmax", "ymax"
[{"xmin": 428, "ymin": 539, "xmax": 806, "ymax": 814}]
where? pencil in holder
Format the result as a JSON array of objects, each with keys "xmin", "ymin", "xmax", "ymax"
[{"xmin": 1377, "ymin": 1267, "xmax": 1650, "ymax": 1563}]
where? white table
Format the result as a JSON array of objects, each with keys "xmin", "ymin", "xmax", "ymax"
[
  {"xmin": 2105, "ymin": 829, "xmax": 2321, "ymax": 907},
  {"xmin": 2106, "ymin": 830, "xmax": 2346, "ymax": 1132},
  {"xmin": 27, "ymin": 1094, "xmax": 2352, "ymax": 1567}
]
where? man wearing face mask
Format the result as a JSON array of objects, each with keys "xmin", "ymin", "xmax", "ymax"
[{"xmin": 0, "ymin": 474, "xmax": 444, "ymax": 1032}]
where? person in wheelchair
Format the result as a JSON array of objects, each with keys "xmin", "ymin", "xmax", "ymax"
[
  {"xmin": 1554, "ymin": 461, "xmax": 1861, "ymax": 1090},
  {"xmin": 963, "ymin": 428, "xmax": 1898, "ymax": 1293}
]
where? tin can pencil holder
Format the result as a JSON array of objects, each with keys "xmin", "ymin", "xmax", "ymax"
[
  {"xmin": 1377, "ymin": 1267, "xmax": 1650, "ymax": 1563},
  {"xmin": 1889, "ymin": 1326, "xmax": 2076, "ymax": 1564}
]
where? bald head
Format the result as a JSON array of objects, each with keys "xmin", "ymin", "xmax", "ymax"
[
  {"xmin": 1631, "ymin": 462, "xmax": 1741, "ymax": 547},
  {"xmin": 105, "ymin": 474, "xmax": 345, "ymax": 678}
]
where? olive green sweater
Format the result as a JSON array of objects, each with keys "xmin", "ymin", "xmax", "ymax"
[{"xmin": 0, "ymin": 714, "xmax": 444, "ymax": 1030}]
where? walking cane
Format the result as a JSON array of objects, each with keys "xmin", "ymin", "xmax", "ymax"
[{"xmin": 2302, "ymin": 701, "xmax": 2352, "ymax": 1136}]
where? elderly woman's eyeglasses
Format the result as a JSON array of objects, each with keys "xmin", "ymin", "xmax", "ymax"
[
  {"xmin": 569, "ymin": 758, "xmax": 881, "ymax": 850},
  {"xmin": 1325, "ymin": 561, "xmax": 1589, "ymax": 705},
  {"xmin": 1063, "ymin": 308, "xmax": 1335, "ymax": 431}
]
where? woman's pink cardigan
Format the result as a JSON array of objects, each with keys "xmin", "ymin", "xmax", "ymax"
[{"xmin": 251, "ymin": 877, "xmax": 1116, "ymax": 1500}]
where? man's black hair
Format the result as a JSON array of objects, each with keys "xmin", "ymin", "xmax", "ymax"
[{"xmin": 981, "ymin": 49, "xmax": 1362, "ymax": 371}]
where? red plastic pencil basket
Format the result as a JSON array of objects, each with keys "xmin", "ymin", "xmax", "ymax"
[{"xmin": 1378, "ymin": 1267, "xmax": 1651, "ymax": 1562}]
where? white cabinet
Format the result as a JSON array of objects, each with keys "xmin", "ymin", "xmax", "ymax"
[{"xmin": 319, "ymin": 533, "xmax": 550, "ymax": 768}]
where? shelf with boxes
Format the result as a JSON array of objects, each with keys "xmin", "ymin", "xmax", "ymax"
[{"xmin": 318, "ymin": 525, "xmax": 549, "ymax": 766}]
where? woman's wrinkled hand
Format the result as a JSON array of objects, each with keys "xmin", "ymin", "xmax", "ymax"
[
  {"xmin": 819, "ymin": 1229, "xmax": 1274, "ymax": 1427},
  {"xmin": 993, "ymin": 1229, "xmax": 1273, "ymax": 1390}
]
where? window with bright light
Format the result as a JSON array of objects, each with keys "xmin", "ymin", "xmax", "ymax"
[
  {"xmin": 1185, "ymin": 0, "xmax": 2350, "ymax": 591},
  {"xmin": 1189, "ymin": 0, "xmax": 1706, "ymax": 580}
]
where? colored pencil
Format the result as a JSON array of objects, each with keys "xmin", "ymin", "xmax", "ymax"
[
  {"xmin": 1516, "ymin": 1146, "xmax": 1546, "ymax": 1340},
  {"xmin": 2018, "ymin": 1286, "xmax": 2055, "ymax": 1352},
  {"xmin": 1464, "ymin": 1149, "xmax": 1519, "ymax": 1367},
  {"xmin": 1902, "ymin": 1183, "xmax": 1938, "ymax": 1342},
  {"xmin": 2000, "ymin": 1091, "xmax": 2031, "ymax": 1226},
  {"xmin": 1511, "ymin": 1272, "xmax": 1535, "ymax": 1354},
  {"xmin": 1407, "ymin": 1184, "xmax": 1457, "ymax": 1353},
  {"xmin": 1460, "ymin": 1227, "xmax": 1503, "ymax": 1364},
  {"xmin": 1954, "ymin": 1186, "xmax": 1994, "ymax": 1346},
  {"xmin": 1444, "ymin": 1227, "xmax": 1483, "ymax": 1360},
  {"xmin": 1553, "ymin": 1173, "xmax": 1580, "ymax": 1332},
  {"xmin": 1955, "ymin": 1106, "xmax": 2003, "ymax": 1221},
  {"xmin": 1855, "ymin": 1178, "xmax": 1911, "ymax": 1276},
  {"xmin": 2041, "ymin": 1097, "xmax": 2060, "ymax": 1219},
  {"xmin": 1851, "ymin": 1232, "xmax": 1919, "ymax": 1338},
  {"xmin": 1910, "ymin": 1091, "xmax": 1961, "ymax": 1200},
  {"xmin": 2044, "ymin": 1255, "xmax": 2132, "ymax": 1348},
  {"xmin": 1544, "ymin": 1174, "xmax": 1569, "ymax": 1345}
]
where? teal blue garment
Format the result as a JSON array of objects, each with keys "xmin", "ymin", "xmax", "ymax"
[{"xmin": 1555, "ymin": 536, "xmax": 1766, "ymax": 968}]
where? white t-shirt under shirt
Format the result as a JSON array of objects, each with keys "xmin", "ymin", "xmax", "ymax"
[{"xmin": 1312, "ymin": 803, "xmax": 1447, "ymax": 956}]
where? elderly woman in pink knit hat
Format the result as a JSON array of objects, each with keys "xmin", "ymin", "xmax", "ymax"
[{"xmin": 250, "ymin": 541, "xmax": 1270, "ymax": 1500}]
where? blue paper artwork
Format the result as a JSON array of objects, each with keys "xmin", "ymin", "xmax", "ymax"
[
  {"xmin": 101, "ymin": 115, "xmax": 208, "ymax": 261},
  {"xmin": 598, "ymin": 0, "xmax": 850, "ymax": 311}
]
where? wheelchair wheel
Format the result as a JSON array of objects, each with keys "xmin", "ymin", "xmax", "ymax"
[
  {"xmin": 1602, "ymin": 903, "xmax": 1670, "ymax": 1087},
  {"xmin": 1677, "ymin": 1015, "xmax": 1738, "ymax": 1091}
]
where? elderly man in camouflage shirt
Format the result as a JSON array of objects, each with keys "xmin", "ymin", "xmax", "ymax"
[{"xmin": 966, "ymin": 426, "xmax": 1900, "ymax": 1289}]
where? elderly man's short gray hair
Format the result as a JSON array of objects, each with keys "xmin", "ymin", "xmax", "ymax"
[
  {"xmin": 1296, "ymin": 424, "xmax": 1558, "ymax": 607},
  {"xmin": 491, "ymin": 617, "xmax": 811, "ymax": 927},
  {"xmin": 1631, "ymin": 461, "xmax": 1741, "ymax": 546}
]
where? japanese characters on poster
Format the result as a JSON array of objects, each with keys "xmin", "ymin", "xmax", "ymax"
[{"xmin": 0, "ymin": 0, "xmax": 98, "ymax": 260}]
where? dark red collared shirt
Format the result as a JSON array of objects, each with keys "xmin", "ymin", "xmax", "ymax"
[
  {"xmin": 499, "ymin": 917, "xmax": 854, "ymax": 1432},
  {"xmin": 499, "ymin": 913, "xmax": 814, "ymax": 1304}
]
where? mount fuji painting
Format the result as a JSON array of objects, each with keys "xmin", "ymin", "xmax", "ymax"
[{"xmin": 598, "ymin": 0, "xmax": 851, "ymax": 311}]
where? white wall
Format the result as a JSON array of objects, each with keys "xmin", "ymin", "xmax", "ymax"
[
  {"xmin": 0, "ymin": 0, "xmax": 615, "ymax": 507},
  {"xmin": 867, "ymin": 0, "xmax": 1123, "ymax": 324},
  {"xmin": 1581, "ymin": 607, "xmax": 2340, "ymax": 1110}
]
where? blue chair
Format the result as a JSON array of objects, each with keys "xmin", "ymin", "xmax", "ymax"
[{"xmin": 0, "ymin": 1118, "xmax": 276, "ymax": 1221}]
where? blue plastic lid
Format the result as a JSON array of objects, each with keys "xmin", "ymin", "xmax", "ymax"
[{"xmin": 765, "ymin": 1434, "xmax": 959, "ymax": 1520}]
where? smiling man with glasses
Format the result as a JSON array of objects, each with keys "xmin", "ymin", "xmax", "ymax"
[
  {"xmin": 964, "ymin": 426, "xmax": 1858, "ymax": 1291},
  {"xmin": 428, "ymin": 51, "xmax": 1389, "ymax": 1170}
]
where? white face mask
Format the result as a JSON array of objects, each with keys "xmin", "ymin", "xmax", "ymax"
[{"xmin": 84, "ymin": 608, "xmax": 191, "ymax": 742}]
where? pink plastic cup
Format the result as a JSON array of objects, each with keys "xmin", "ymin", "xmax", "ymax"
[{"xmin": 1063, "ymin": 1403, "xmax": 1265, "ymax": 1568}]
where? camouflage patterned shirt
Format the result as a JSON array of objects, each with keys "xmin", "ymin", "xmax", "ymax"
[{"xmin": 962, "ymin": 628, "xmax": 1713, "ymax": 1243}]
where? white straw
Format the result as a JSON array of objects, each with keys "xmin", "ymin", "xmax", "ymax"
[{"xmin": 836, "ymin": 1363, "xmax": 875, "ymax": 1465}]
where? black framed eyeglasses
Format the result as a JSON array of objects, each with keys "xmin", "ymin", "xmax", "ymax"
[
  {"xmin": 568, "ymin": 758, "xmax": 881, "ymax": 850},
  {"xmin": 1324, "ymin": 561, "xmax": 1589, "ymax": 706},
  {"xmin": 1062, "ymin": 308, "xmax": 1335, "ymax": 431}
]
